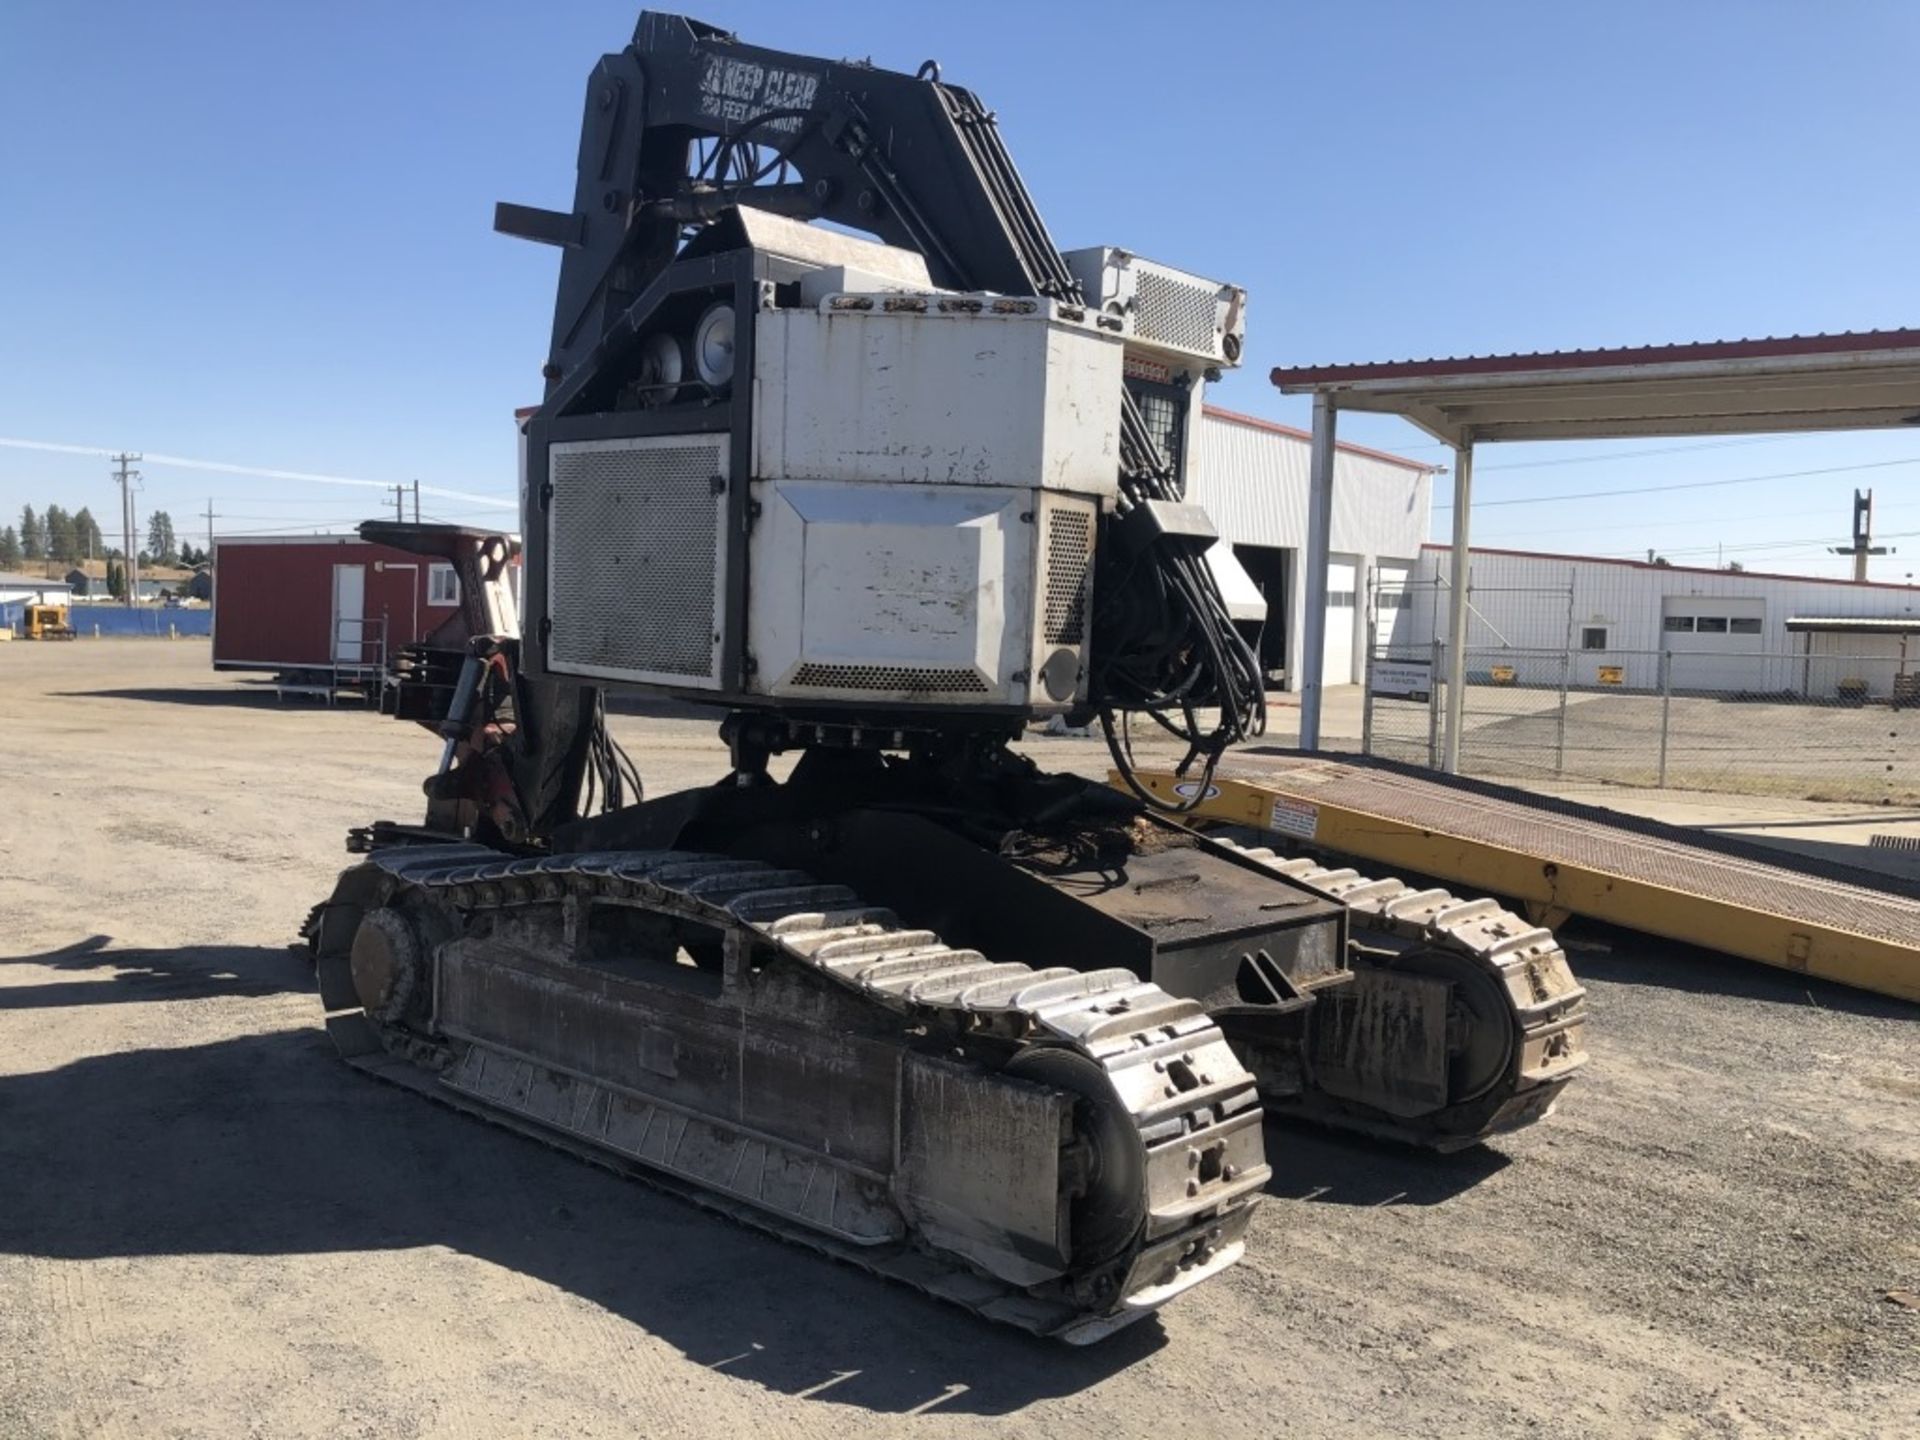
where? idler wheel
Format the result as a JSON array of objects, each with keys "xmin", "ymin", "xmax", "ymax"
[
  {"xmin": 1004, "ymin": 1046, "xmax": 1145, "ymax": 1270},
  {"xmin": 349, "ymin": 907, "xmax": 423, "ymax": 1025},
  {"xmin": 1397, "ymin": 948, "xmax": 1517, "ymax": 1106}
]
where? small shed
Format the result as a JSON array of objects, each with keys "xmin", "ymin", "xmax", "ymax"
[
  {"xmin": 0, "ymin": 572, "xmax": 74, "ymax": 606},
  {"xmin": 210, "ymin": 534, "xmax": 469, "ymax": 679},
  {"xmin": 0, "ymin": 572, "xmax": 75, "ymax": 631}
]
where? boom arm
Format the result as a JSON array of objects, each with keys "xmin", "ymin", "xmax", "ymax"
[{"xmin": 497, "ymin": 11, "xmax": 1081, "ymax": 389}]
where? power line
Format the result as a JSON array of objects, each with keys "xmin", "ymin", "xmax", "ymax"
[
  {"xmin": 1433, "ymin": 456, "xmax": 1920, "ymax": 510},
  {"xmin": 1587, "ymin": 527, "xmax": 1920, "ymax": 563},
  {"xmin": 1474, "ymin": 502, "xmax": 1884, "ymax": 544}
]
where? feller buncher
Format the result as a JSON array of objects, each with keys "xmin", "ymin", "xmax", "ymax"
[{"xmin": 307, "ymin": 12, "xmax": 1587, "ymax": 1341}]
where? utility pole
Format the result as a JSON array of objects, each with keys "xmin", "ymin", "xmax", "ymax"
[
  {"xmin": 205, "ymin": 497, "xmax": 218, "ymax": 560},
  {"xmin": 412, "ymin": 479, "xmax": 420, "ymax": 524},
  {"xmin": 112, "ymin": 451, "xmax": 141, "ymax": 608},
  {"xmin": 1830, "ymin": 488, "xmax": 1889, "ymax": 582}
]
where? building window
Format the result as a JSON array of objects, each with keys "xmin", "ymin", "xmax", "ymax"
[
  {"xmin": 1696, "ymin": 616, "xmax": 1729, "ymax": 634},
  {"xmin": 1729, "ymin": 617, "xmax": 1762, "ymax": 635},
  {"xmin": 1328, "ymin": 591, "xmax": 1356, "ymax": 608},
  {"xmin": 1581, "ymin": 626, "xmax": 1609, "ymax": 651},
  {"xmin": 428, "ymin": 563, "xmax": 459, "ymax": 606},
  {"xmin": 1663, "ymin": 616, "xmax": 1694, "ymax": 633}
]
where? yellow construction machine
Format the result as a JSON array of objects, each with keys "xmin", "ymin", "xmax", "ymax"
[{"xmin": 22, "ymin": 603, "xmax": 75, "ymax": 641}]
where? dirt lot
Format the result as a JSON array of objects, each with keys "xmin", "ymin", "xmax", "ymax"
[
  {"xmin": 1373, "ymin": 684, "xmax": 1920, "ymax": 805},
  {"xmin": 4, "ymin": 641, "xmax": 1919, "ymax": 1439}
]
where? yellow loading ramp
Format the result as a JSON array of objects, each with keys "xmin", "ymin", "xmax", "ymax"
[{"xmin": 1125, "ymin": 755, "xmax": 1920, "ymax": 1005}]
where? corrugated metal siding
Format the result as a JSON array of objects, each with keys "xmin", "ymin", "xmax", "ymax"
[
  {"xmin": 1410, "ymin": 548, "xmax": 1920, "ymax": 690},
  {"xmin": 1187, "ymin": 412, "xmax": 1433, "ymax": 689},
  {"xmin": 1189, "ymin": 413, "xmax": 1431, "ymax": 560}
]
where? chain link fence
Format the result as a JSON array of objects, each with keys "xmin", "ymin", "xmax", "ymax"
[{"xmin": 1364, "ymin": 640, "xmax": 1920, "ymax": 803}]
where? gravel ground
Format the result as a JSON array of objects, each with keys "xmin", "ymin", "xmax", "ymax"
[
  {"xmin": 3, "ymin": 640, "xmax": 1918, "ymax": 1439},
  {"xmin": 1373, "ymin": 685, "xmax": 1920, "ymax": 805}
]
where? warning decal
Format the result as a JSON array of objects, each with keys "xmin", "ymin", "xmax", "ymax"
[{"xmin": 1268, "ymin": 796, "xmax": 1320, "ymax": 842}]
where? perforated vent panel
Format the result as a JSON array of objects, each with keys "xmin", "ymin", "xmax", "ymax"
[
  {"xmin": 1133, "ymin": 388, "xmax": 1186, "ymax": 488},
  {"xmin": 790, "ymin": 663, "xmax": 990, "ymax": 695},
  {"xmin": 1134, "ymin": 268, "xmax": 1221, "ymax": 357},
  {"xmin": 547, "ymin": 437, "xmax": 726, "ymax": 687},
  {"xmin": 1043, "ymin": 509, "xmax": 1092, "ymax": 646}
]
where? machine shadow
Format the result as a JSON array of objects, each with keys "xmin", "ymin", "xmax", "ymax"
[
  {"xmin": 49, "ymin": 686, "xmax": 297, "ymax": 710},
  {"xmin": 1261, "ymin": 1122, "xmax": 1509, "ymax": 1207},
  {"xmin": 0, "ymin": 935, "xmax": 313, "ymax": 1008},
  {"xmin": 0, "ymin": 1024, "xmax": 1158, "ymax": 1417}
]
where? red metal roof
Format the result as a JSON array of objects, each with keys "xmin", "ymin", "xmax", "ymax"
[
  {"xmin": 1201, "ymin": 404, "xmax": 1436, "ymax": 474},
  {"xmin": 1418, "ymin": 541, "xmax": 1920, "ymax": 593},
  {"xmin": 1274, "ymin": 329, "xmax": 1920, "ymax": 389}
]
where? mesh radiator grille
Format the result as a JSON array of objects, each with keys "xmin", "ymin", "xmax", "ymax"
[
  {"xmin": 1043, "ymin": 508, "xmax": 1093, "ymax": 646},
  {"xmin": 1133, "ymin": 389, "xmax": 1185, "ymax": 486},
  {"xmin": 790, "ymin": 663, "xmax": 990, "ymax": 695},
  {"xmin": 547, "ymin": 438, "xmax": 724, "ymax": 685},
  {"xmin": 1134, "ymin": 268, "xmax": 1220, "ymax": 356}
]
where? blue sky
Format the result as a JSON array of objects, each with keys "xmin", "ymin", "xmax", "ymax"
[{"xmin": 3, "ymin": 1, "xmax": 1917, "ymax": 577}]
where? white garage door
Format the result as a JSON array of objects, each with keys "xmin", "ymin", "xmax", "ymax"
[
  {"xmin": 1661, "ymin": 596, "xmax": 1765, "ymax": 691},
  {"xmin": 1372, "ymin": 561, "xmax": 1411, "ymax": 651},
  {"xmin": 1323, "ymin": 558, "xmax": 1357, "ymax": 687}
]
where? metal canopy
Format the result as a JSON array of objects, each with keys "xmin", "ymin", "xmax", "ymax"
[
  {"xmin": 1785, "ymin": 616, "xmax": 1920, "ymax": 636},
  {"xmin": 1269, "ymin": 329, "xmax": 1920, "ymax": 765},
  {"xmin": 1272, "ymin": 330, "xmax": 1920, "ymax": 447}
]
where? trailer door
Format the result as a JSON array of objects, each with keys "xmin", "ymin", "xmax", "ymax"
[{"xmin": 332, "ymin": 564, "xmax": 365, "ymax": 663}]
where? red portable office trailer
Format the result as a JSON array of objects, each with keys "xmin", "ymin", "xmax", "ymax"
[{"xmin": 210, "ymin": 534, "xmax": 465, "ymax": 680}]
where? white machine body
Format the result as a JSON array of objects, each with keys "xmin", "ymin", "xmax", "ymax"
[
  {"xmin": 538, "ymin": 223, "xmax": 1239, "ymax": 719},
  {"xmin": 743, "ymin": 293, "xmax": 1118, "ymax": 711}
]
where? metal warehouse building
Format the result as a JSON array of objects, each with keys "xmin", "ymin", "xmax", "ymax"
[
  {"xmin": 1396, "ymin": 545, "xmax": 1920, "ymax": 699},
  {"xmin": 1192, "ymin": 406, "xmax": 1435, "ymax": 691}
]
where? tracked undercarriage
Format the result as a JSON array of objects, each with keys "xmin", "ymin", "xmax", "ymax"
[
  {"xmin": 1208, "ymin": 838, "xmax": 1586, "ymax": 1148},
  {"xmin": 305, "ymin": 754, "xmax": 1586, "ymax": 1337},
  {"xmin": 310, "ymin": 841, "xmax": 1268, "ymax": 1341}
]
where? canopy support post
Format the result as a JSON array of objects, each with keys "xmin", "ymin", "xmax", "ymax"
[
  {"xmin": 1442, "ymin": 439, "xmax": 1474, "ymax": 773},
  {"xmin": 1299, "ymin": 393, "xmax": 1337, "ymax": 750}
]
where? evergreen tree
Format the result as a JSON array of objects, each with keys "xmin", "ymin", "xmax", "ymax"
[
  {"xmin": 44, "ymin": 505, "xmax": 77, "ymax": 565},
  {"xmin": 20, "ymin": 505, "xmax": 43, "ymax": 560},
  {"xmin": 0, "ymin": 525, "xmax": 20, "ymax": 569},
  {"xmin": 106, "ymin": 560, "xmax": 124, "ymax": 599},
  {"xmin": 72, "ymin": 506, "xmax": 102, "ymax": 560},
  {"xmin": 146, "ymin": 511, "xmax": 178, "ymax": 566}
]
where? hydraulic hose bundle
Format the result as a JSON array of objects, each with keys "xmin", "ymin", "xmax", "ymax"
[{"xmin": 1095, "ymin": 394, "xmax": 1267, "ymax": 813}]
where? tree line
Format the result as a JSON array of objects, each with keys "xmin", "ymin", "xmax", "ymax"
[{"xmin": 1, "ymin": 505, "xmax": 205, "ymax": 571}]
